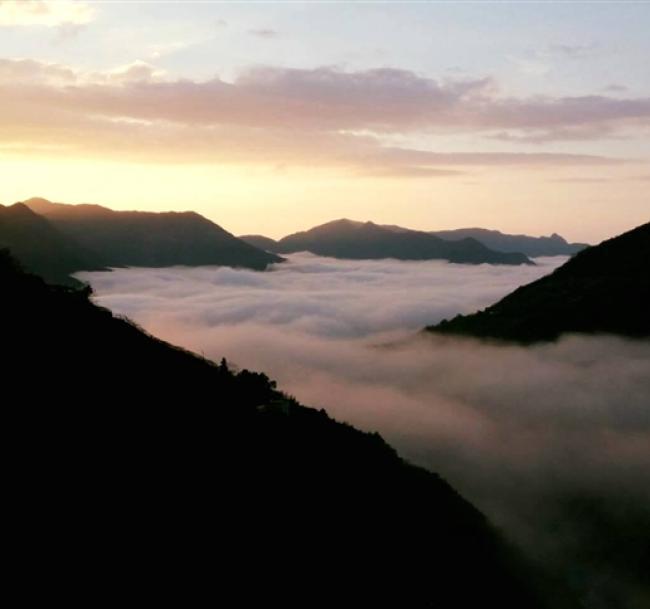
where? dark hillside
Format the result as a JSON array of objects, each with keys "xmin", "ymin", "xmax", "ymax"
[
  {"xmin": 1, "ymin": 249, "xmax": 569, "ymax": 608},
  {"xmin": 429, "ymin": 222, "xmax": 650, "ymax": 342},
  {"xmin": 0, "ymin": 203, "xmax": 103, "ymax": 285}
]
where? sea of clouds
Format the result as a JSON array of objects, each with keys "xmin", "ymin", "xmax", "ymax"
[{"xmin": 78, "ymin": 254, "xmax": 650, "ymax": 603}]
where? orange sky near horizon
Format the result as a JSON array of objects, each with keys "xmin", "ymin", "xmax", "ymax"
[{"xmin": 1, "ymin": 156, "xmax": 648, "ymax": 243}]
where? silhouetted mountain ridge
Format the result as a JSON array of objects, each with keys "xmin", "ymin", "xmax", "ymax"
[
  {"xmin": 0, "ymin": 202, "xmax": 104, "ymax": 285},
  {"xmin": 23, "ymin": 197, "xmax": 282, "ymax": 271},
  {"xmin": 241, "ymin": 218, "xmax": 533, "ymax": 265},
  {"xmin": 430, "ymin": 227, "xmax": 588, "ymax": 257}
]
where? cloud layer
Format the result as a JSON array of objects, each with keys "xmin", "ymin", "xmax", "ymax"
[
  {"xmin": 80, "ymin": 253, "xmax": 561, "ymax": 338},
  {"xmin": 0, "ymin": 58, "xmax": 647, "ymax": 171},
  {"xmin": 78, "ymin": 254, "xmax": 648, "ymax": 500},
  {"xmin": 79, "ymin": 254, "xmax": 650, "ymax": 603}
]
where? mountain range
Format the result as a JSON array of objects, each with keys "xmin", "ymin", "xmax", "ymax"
[
  {"xmin": 428, "ymin": 221, "xmax": 650, "ymax": 342},
  {"xmin": 25, "ymin": 197, "xmax": 282, "ymax": 269},
  {"xmin": 0, "ymin": 197, "xmax": 282, "ymax": 284},
  {"xmin": 1, "ymin": 248, "xmax": 569, "ymax": 608},
  {"xmin": 242, "ymin": 219, "xmax": 534, "ymax": 265},
  {"xmin": 5, "ymin": 198, "xmax": 588, "ymax": 286},
  {"xmin": 430, "ymin": 228, "xmax": 588, "ymax": 257}
]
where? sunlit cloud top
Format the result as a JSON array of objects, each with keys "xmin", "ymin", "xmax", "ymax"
[{"xmin": 1, "ymin": 57, "xmax": 644, "ymax": 171}]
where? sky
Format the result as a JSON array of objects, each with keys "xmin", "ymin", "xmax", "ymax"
[{"xmin": 0, "ymin": 0, "xmax": 649, "ymax": 242}]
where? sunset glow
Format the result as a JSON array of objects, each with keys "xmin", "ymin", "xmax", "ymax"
[
  {"xmin": 2, "ymin": 5, "xmax": 649, "ymax": 607},
  {"xmin": 1, "ymin": 1, "xmax": 648, "ymax": 240}
]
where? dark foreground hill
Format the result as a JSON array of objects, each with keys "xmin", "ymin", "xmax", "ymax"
[
  {"xmin": 1, "ymin": 249, "xmax": 571, "ymax": 608},
  {"xmin": 428, "ymin": 222, "xmax": 650, "ymax": 342},
  {"xmin": 431, "ymin": 227, "xmax": 588, "ymax": 257},
  {"xmin": 24, "ymin": 197, "xmax": 282, "ymax": 271},
  {"xmin": 243, "ymin": 219, "xmax": 533, "ymax": 265},
  {"xmin": 0, "ymin": 203, "xmax": 104, "ymax": 285}
]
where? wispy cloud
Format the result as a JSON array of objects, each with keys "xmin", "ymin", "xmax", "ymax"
[
  {"xmin": 147, "ymin": 41, "xmax": 189, "ymax": 60},
  {"xmin": 509, "ymin": 43, "xmax": 599, "ymax": 77},
  {"xmin": 547, "ymin": 42, "xmax": 598, "ymax": 59},
  {"xmin": 603, "ymin": 84, "xmax": 629, "ymax": 93},
  {"xmin": 359, "ymin": 166, "xmax": 464, "ymax": 179},
  {"xmin": 548, "ymin": 175, "xmax": 650, "ymax": 184},
  {"xmin": 549, "ymin": 177, "xmax": 617, "ymax": 184},
  {"xmin": 105, "ymin": 60, "xmax": 167, "ymax": 84},
  {"xmin": 0, "ymin": 1, "xmax": 94, "ymax": 27},
  {"xmin": 248, "ymin": 28, "xmax": 279, "ymax": 39}
]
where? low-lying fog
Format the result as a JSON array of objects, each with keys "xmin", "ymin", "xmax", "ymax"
[{"xmin": 78, "ymin": 253, "xmax": 650, "ymax": 604}]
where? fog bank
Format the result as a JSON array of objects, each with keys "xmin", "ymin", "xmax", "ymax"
[{"xmin": 79, "ymin": 254, "xmax": 650, "ymax": 606}]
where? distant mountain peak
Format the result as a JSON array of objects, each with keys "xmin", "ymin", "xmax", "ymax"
[
  {"xmin": 5, "ymin": 202, "xmax": 38, "ymax": 216},
  {"xmin": 430, "ymin": 227, "xmax": 587, "ymax": 257},
  {"xmin": 271, "ymin": 219, "xmax": 532, "ymax": 265},
  {"xmin": 319, "ymin": 218, "xmax": 366, "ymax": 229},
  {"xmin": 21, "ymin": 197, "xmax": 53, "ymax": 206},
  {"xmin": 17, "ymin": 198, "xmax": 283, "ymax": 275}
]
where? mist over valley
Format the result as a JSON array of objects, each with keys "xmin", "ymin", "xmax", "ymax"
[{"xmin": 79, "ymin": 252, "xmax": 650, "ymax": 606}]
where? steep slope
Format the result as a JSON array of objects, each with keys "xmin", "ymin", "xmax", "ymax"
[
  {"xmin": 431, "ymin": 227, "xmax": 588, "ymax": 257},
  {"xmin": 275, "ymin": 219, "xmax": 533, "ymax": 265},
  {"xmin": 1, "ymin": 249, "xmax": 569, "ymax": 608},
  {"xmin": 428, "ymin": 222, "xmax": 650, "ymax": 342},
  {"xmin": 24, "ymin": 197, "xmax": 283, "ymax": 270},
  {"xmin": 0, "ymin": 203, "xmax": 104, "ymax": 285}
]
